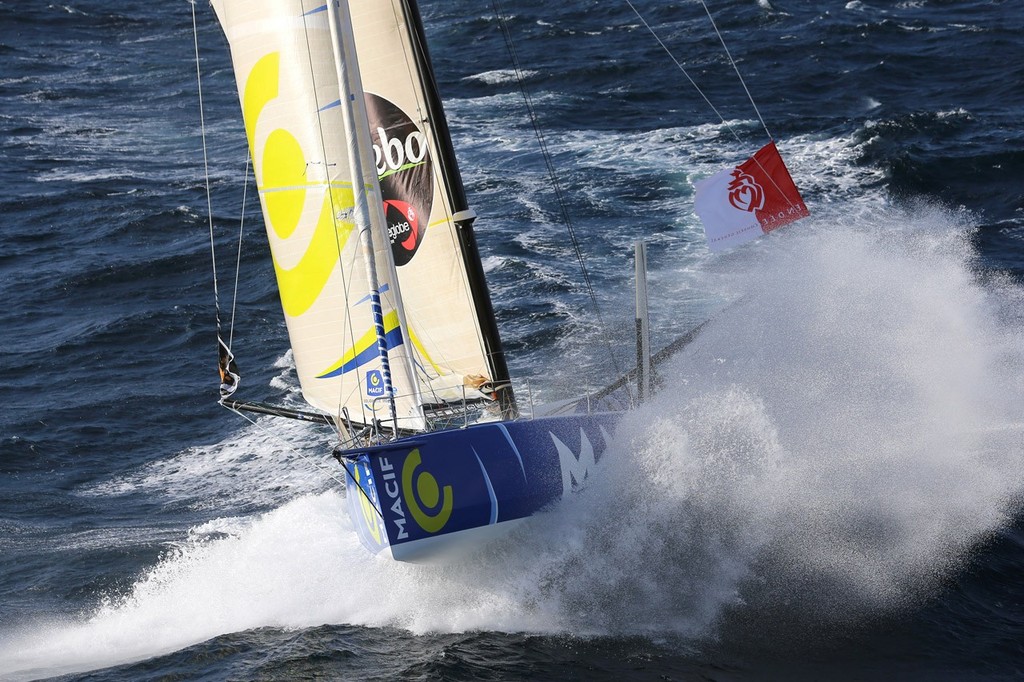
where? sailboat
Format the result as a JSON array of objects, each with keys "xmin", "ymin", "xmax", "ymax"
[
  {"xmin": 205, "ymin": 0, "xmax": 810, "ymax": 562},
  {"xmin": 208, "ymin": 0, "xmax": 625, "ymax": 562}
]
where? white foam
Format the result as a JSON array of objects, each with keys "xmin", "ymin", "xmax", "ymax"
[
  {"xmin": 6, "ymin": 53, "xmax": 1024, "ymax": 677},
  {"xmin": 81, "ymin": 410, "xmax": 336, "ymax": 512},
  {"xmin": 5, "ymin": 204, "xmax": 1023, "ymax": 680},
  {"xmin": 464, "ymin": 69, "xmax": 538, "ymax": 85}
]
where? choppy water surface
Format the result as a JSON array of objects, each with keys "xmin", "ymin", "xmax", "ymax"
[{"xmin": 1, "ymin": 1, "xmax": 1023, "ymax": 679}]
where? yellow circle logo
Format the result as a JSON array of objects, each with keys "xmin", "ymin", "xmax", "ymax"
[{"xmin": 401, "ymin": 449, "xmax": 453, "ymax": 533}]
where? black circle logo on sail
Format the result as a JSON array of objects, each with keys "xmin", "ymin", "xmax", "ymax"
[{"xmin": 365, "ymin": 93, "xmax": 432, "ymax": 267}]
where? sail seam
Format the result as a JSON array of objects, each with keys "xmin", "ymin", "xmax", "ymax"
[{"xmin": 256, "ymin": 180, "xmax": 354, "ymax": 194}]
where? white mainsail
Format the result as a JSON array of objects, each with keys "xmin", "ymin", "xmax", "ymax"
[{"xmin": 212, "ymin": 0, "xmax": 499, "ymax": 430}]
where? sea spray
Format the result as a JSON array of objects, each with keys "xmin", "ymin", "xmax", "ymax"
[
  {"xmin": 377, "ymin": 204, "xmax": 1024, "ymax": 637},
  {"xmin": 3, "ymin": 206, "xmax": 1023, "ymax": 680},
  {"xmin": 476, "ymin": 203, "xmax": 1024, "ymax": 638},
  {"xmin": 616, "ymin": 203, "xmax": 1024, "ymax": 634}
]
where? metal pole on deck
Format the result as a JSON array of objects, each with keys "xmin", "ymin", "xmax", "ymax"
[{"xmin": 634, "ymin": 240, "xmax": 652, "ymax": 404}]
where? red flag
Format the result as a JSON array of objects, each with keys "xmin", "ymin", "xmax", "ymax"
[{"xmin": 694, "ymin": 141, "xmax": 810, "ymax": 252}]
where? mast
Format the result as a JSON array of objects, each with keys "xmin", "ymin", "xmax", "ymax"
[
  {"xmin": 399, "ymin": 0, "xmax": 519, "ymax": 420},
  {"xmin": 326, "ymin": 0, "xmax": 425, "ymax": 433}
]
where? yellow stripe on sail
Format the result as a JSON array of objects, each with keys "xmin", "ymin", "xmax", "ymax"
[
  {"xmin": 271, "ymin": 186, "xmax": 355, "ymax": 318},
  {"xmin": 243, "ymin": 50, "xmax": 355, "ymax": 318},
  {"xmin": 242, "ymin": 52, "xmax": 277, "ymax": 154}
]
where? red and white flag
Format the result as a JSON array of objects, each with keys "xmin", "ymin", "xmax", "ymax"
[{"xmin": 694, "ymin": 141, "xmax": 810, "ymax": 252}]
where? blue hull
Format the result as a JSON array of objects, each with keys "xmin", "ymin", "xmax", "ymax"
[{"xmin": 338, "ymin": 412, "xmax": 620, "ymax": 561}]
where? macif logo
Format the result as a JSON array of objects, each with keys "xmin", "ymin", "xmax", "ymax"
[
  {"xmin": 402, "ymin": 449, "xmax": 453, "ymax": 533},
  {"xmin": 366, "ymin": 369, "xmax": 385, "ymax": 397}
]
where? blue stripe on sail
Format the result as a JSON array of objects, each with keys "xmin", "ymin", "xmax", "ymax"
[
  {"xmin": 317, "ymin": 325, "xmax": 405, "ymax": 378},
  {"xmin": 318, "ymin": 99, "xmax": 340, "ymax": 112},
  {"xmin": 354, "ymin": 283, "xmax": 390, "ymax": 307},
  {"xmin": 303, "ymin": 5, "xmax": 328, "ymax": 16}
]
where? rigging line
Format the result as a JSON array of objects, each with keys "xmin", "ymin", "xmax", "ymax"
[
  {"xmin": 225, "ymin": 403, "xmax": 385, "ymax": 523},
  {"xmin": 314, "ymin": 200, "xmax": 372, "ymax": 430},
  {"xmin": 391, "ymin": 1, "xmax": 478, "ymax": 398},
  {"xmin": 491, "ymin": 0, "xmax": 629, "ymax": 389},
  {"xmin": 391, "ymin": 0, "xmax": 427, "ymax": 131},
  {"xmin": 190, "ymin": 1, "xmax": 225, "ymax": 336},
  {"xmin": 623, "ymin": 0, "xmax": 746, "ymax": 148},
  {"xmin": 337, "ymin": 458, "xmax": 385, "ymax": 520},
  {"xmin": 228, "ymin": 152, "xmax": 251, "ymax": 349},
  {"xmin": 626, "ymin": 2, "xmax": 798, "ymax": 209},
  {"xmin": 699, "ymin": 0, "xmax": 772, "ymax": 142},
  {"xmin": 746, "ymin": 146, "xmax": 802, "ymax": 212},
  {"xmin": 342, "ymin": 240, "xmax": 368, "ymax": 428}
]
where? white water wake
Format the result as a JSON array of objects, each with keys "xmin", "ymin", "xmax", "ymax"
[
  {"xmin": 534, "ymin": 202, "xmax": 1024, "ymax": 636},
  {"xmin": 2, "ymin": 205, "xmax": 1023, "ymax": 678}
]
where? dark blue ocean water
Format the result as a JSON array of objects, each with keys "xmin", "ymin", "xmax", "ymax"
[{"xmin": 2, "ymin": 0, "xmax": 1024, "ymax": 679}]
